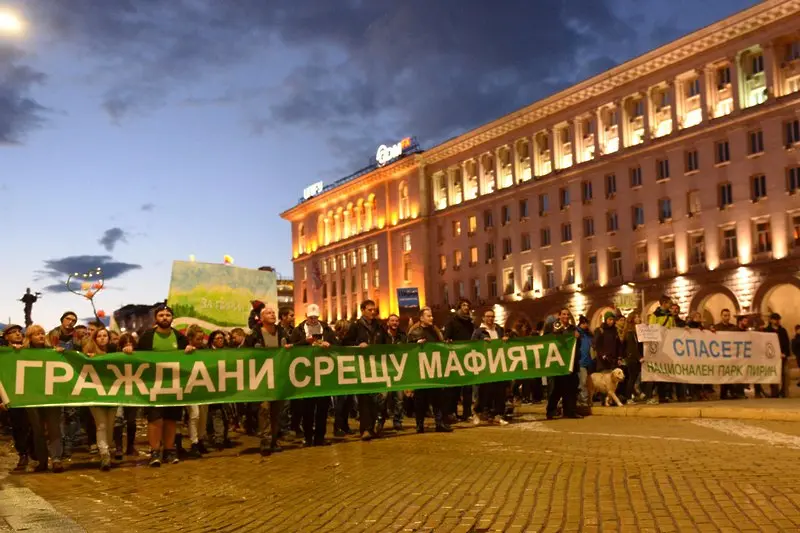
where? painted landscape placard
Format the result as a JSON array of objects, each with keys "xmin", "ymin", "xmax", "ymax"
[{"xmin": 167, "ymin": 261, "xmax": 277, "ymax": 332}]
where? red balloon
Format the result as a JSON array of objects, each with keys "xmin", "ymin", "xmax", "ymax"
[{"xmin": 97, "ymin": 310, "xmax": 106, "ymax": 318}]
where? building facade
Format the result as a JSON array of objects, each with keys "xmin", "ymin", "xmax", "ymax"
[{"xmin": 282, "ymin": 0, "xmax": 800, "ymax": 332}]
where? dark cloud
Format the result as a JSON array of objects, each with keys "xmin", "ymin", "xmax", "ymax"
[
  {"xmin": 27, "ymin": 0, "xmax": 761, "ymax": 150},
  {"xmin": 37, "ymin": 255, "xmax": 142, "ymax": 294},
  {"xmin": 98, "ymin": 227, "xmax": 128, "ymax": 251},
  {"xmin": 0, "ymin": 44, "xmax": 48, "ymax": 144},
  {"xmin": 140, "ymin": 203, "xmax": 155, "ymax": 212}
]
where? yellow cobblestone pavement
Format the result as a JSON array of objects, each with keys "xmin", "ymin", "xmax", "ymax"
[{"xmin": 3, "ymin": 415, "xmax": 800, "ymax": 532}]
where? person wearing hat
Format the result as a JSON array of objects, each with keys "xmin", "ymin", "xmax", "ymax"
[
  {"xmin": 594, "ymin": 311, "xmax": 624, "ymax": 373},
  {"xmin": 1, "ymin": 325, "xmax": 40, "ymax": 471},
  {"xmin": 288, "ymin": 304, "xmax": 337, "ymax": 447},
  {"xmin": 764, "ymin": 313, "xmax": 791, "ymax": 398}
]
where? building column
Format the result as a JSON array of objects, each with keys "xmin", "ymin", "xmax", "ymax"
[
  {"xmin": 567, "ymin": 120, "xmax": 577, "ymax": 165},
  {"xmin": 477, "ymin": 155, "xmax": 487, "ymax": 195},
  {"xmin": 494, "ymin": 147, "xmax": 502, "ymax": 189},
  {"xmin": 763, "ymin": 42, "xmax": 778, "ymax": 100},
  {"xmin": 509, "ymin": 143, "xmax": 518, "ymax": 186},
  {"xmin": 594, "ymin": 109, "xmax": 603, "ymax": 155},
  {"xmin": 697, "ymin": 68, "xmax": 709, "ymax": 124},
  {"xmin": 460, "ymin": 160, "xmax": 471, "ymax": 201},
  {"xmin": 668, "ymin": 80, "xmax": 679, "ymax": 134},
  {"xmin": 730, "ymin": 54, "xmax": 742, "ymax": 112},
  {"xmin": 572, "ymin": 119, "xmax": 583, "ymax": 164},
  {"xmin": 531, "ymin": 135, "xmax": 540, "ymax": 177},
  {"xmin": 640, "ymin": 89, "xmax": 652, "ymax": 142},
  {"xmin": 548, "ymin": 129, "xmax": 556, "ymax": 171},
  {"xmin": 615, "ymin": 99, "xmax": 626, "ymax": 148}
]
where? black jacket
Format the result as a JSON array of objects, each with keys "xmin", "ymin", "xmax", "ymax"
[
  {"xmin": 407, "ymin": 324, "xmax": 443, "ymax": 343},
  {"xmin": 471, "ymin": 324, "xmax": 505, "ymax": 341},
  {"xmin": 764, "ymin": 324, "xmax": 791, "ymax": 357},
  {"xmin": 443, "ymin": 314, "xmax": 475, "ymax": 342},
  {"xmin": 385, "ymin": 329, "xmax": 408, "ymax": 345},
  {"xmin": 245, "ymin": 324, "xmax": 289, "ymax": 348},
  {"xmin": 792, "ymin": 334, "xmax": 800, "ymax": 359},
  {"xmin": 593, "ymin": 324, "xmax": 623, "ymax": 372},
  {"xmin": 137, "ymin": 328, "xmax": 188, "ymax": 351},
  {"xmin": 288, "ymin": 320, "xmax": 337, "ymax": 346},
  {"xmin": 342, "ymin": 317, "xmax": 386, "ymax": 347}
]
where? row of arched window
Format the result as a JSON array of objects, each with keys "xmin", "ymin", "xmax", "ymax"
[{"xmin": 297, "ymin": 181, "xmax": 411, "ymax": 255}]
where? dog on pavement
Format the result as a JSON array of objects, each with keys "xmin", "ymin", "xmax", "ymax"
[{"xmin": 587, "ymin": 368, "xmax": 625, "ymax": 407}]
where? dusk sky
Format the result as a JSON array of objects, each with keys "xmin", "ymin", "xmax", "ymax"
[{"xmin": 0, "ymin": 0, "xmax": 759, "ymax": 328}]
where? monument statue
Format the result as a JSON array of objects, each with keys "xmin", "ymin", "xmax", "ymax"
[{"xmin": 20, "ymin": 288, "xmax": 40, "ymax": 327}]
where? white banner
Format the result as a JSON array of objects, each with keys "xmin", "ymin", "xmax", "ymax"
[{"xmin": 641, "ymin": 327, "xmax": 782, "ymax": 384}]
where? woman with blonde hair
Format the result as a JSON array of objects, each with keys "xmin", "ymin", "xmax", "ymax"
[
  {"xmin": 22, "ymin": 325, "xmax": 65, "ymax": 472},
  {"xmin": 83, "ymin": 327, "xmax": 128, "ymax": 470}
]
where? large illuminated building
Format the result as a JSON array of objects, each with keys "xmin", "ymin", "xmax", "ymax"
[{"xmin": 282, "ymin": 0, "xmax": 800, "ymax": 331}]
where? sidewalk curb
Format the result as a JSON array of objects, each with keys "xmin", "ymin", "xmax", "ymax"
[{"xmin": 516, "ymin": 405, "xmax": 800, "ymax": 422}]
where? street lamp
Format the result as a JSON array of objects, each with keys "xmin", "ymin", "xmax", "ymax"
[{"xmin": 0, "ymin": 8, "xmax": 24, "ymax": 35}]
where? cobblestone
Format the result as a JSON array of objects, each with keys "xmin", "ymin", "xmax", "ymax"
[{"xmin": 2, "ymin": 416, "xmax": 800, "ymax": 532}]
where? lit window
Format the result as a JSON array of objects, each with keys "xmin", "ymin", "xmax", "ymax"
[
  {"xmin": 719, "ymin": 182, "xmax": 733, "ymax": 209},
  {"xmin": 632, "ymin": 205, "xmax": 645, "ymax": 228},
  {"xmin": 454, "ymin": 250, "xmax": 462, "ymax": 269},
  {"xmin": 468, "ymin": 215, "xmax": 478, "ymax": 235},
  {"xmin": 660, "ymin": 239, "xmax": 676, "ymax": 271},
  {"xmin": 689, "ymin": 233, "xmax": 705, "ymax": 265},
  {"xmin": 504, "ymin": 270, "xmax": 515, "ymax": 295},
  {"xmin": 361, "ymin": 247, "xmax": 368, "ymax": 264},
  {"xmin": 439, "ymin": 254, "xmax": 447, "ymax": 272},
  {"xmin": 788, "ymin": 167, "xmax": 800, "ymax": 194},
  {"xmin": 748, "ymin": 130, "xmax": 764, "ymax": 155},
  {"xmin": 371, "ymin": 244, "xmax": 379, "ymax": 261},
  {"xmin": 541, "ymin": 227, "xmax": 551, "ymax": 247},
  {"xmin": 605, "ymin": 174, "xmax": 616, "ymax": 197},
  {"xmin": 581, "ymin": 180, "xmax": 593, "ymax": 204},
  {"xmin": 715, "ymin": 140, "xmax": 730, "ymax": 164},
  {"xmin": 561, "ymin": 223, "xmax": 572, "ymax": 243},
  {"xmin": 656, "ymin": 158, "xmax": 670, "ymax": 181},
  {"xmin": 751, "ymin": 174, "xmax": 767, "ymax": 202},
  {"xmin": 362, "ymin": 271, "xmax": 369, "ymax": 290},
  {"xmin": 685, "ymin": 150, "xmax": 699, "ymax": 173},
  {"xmin": 630, "ymin": 166, "xmax": 642, "ymax": 188},
  {"xmin": 583, "ymin": 217, "xmax": 595, "ymax": 238},
  {"xmin": 721, "ymin": 227, "xmax": 737, "ymax": 260},
  {"xmin": 452, "ymin": 220, "xmax": 462, "ymax": 237},
  {"xmin": 754, "ymin": 221, "xmax": 771, "ymax": 254},
  {"xmin": 469, "ymin": 246, "xmax": 478, "ymax": 265},
  {"xmin": 543, "ymin": 263, "xmax": 555, "ymax": 289},
  {"xmin": 521, "ymin": 233, "xmax": 532, "ymax": 252},
  {"xmin": 402, "ymin": 233, "xmax": 412, "ymax": 252},
  {"xmin": 562, "ymin": 258, "xmax": 575, "ymax": 285},
  {"xmin": 523, "ymin": 266, "xmax": 533, "ymax": 291},
  {"xmin": 658, "ymin": 198, "xmax": 672, "ymax": 222}
]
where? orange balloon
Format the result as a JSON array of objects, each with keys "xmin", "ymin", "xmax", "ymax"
[
  {"xmin": 81, "ymin": 282, "xmax": 91, "ymax": 291},
  {"xmin": 92, "ymin": 281, "xmax": 103, "ymax": 290},
  {"xmin": 96, "ymin": 310, "xmax": 106, "ymax": 318},
  {"xmin": 85, "ymin": 290, "xmax": 94, "ymax": 299}
]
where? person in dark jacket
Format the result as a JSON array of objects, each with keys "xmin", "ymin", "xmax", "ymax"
[
  {"xmin": 764, "ymin": 313, "xmax": 791, "ymax": 398},
  {"xmin": 576, "ymin": 315, "xmax": 595, "ymax": 409},
  {"xmin": 545, "ymin": 308, "xmax": 582, "ymax": 420},
  {"xmin": 443, "ymin": 299, "xmax": 476, "ymax": 421},
  {"xmin": 288, "ymin": 304, "xmax": 337, "ymax": 447},
  {"xmin": 342, "ymin": 299, "xmax": 386, "ymax": 440},
  {"xmin": 382, "ymin": 314, "xmax": 408, "ymax": 431},
  {"xmin": 136, "ymin": 304, "xmax": 191, "ymax": 467},
  {"xmin": 248, "ymin": 300, "xmax": 265, "ymax": 331},
  {"xmin": 714, "ymin": 308, "xmax": 743, "ymax": 400},
  {"xmin": 407, "ymin": 307, "xmax": 452, "ymax": 433},
  {"xmin": 793, "ymin": 325, "xmax": 800, "ymax": 390},
  {"xmin": 471, "ymin": 308, "xmax": 509, "ymax": 425},
  {"xmin": 593, "ymin": 311, "xmax": 623, "ymax": 373}
]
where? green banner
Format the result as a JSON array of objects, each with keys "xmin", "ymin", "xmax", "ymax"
[{"xmin": 0, "ymin": 336, "xmax": 575, "ymax": 407}]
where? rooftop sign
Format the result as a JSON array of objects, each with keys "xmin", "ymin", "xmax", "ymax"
[
  {"xmin": 302, "ymin": 181, "xmax": 324, "ymax": 200},
  {"xmin": 376, "ymin": 137, "xmax": 412, "ymax": 167}
]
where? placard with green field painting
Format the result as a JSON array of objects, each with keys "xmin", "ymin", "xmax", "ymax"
[{"xmin": 167, "ymin": 261, "xmax": 277, "ymax": 331}]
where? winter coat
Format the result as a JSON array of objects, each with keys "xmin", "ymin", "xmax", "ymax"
[
  {"xmin": 593, "ymin": 324, "xmax": 623, "ymax": 372},
  {"xmin": 443, "ymin": 314, "xmax": 476, "ymax": 342}
]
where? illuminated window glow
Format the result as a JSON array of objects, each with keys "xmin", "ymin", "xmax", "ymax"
[
  {"xmin": 684, "ymin": 107, "xmax": 702, "ymax": 129},
  {"xmin": 715, "ymin": 97, "xmax": 733, "ymax": 118},
  {"xmin": 605, "ymin": 136, "xmax": 619, "ymax": 154},
  {"xmin": 655, "ymin": 118, "xmax": 672, "ymax": 138}
]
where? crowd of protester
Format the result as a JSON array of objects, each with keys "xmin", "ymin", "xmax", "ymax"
[{"xmin": 0, "ymin": 294, "xmax": 797, "ymax": 474}]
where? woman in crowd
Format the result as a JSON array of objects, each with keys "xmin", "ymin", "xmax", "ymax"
[
  {"xmin": 208, "ymin": 330, "xmax": 239, "ymax": 434},
  {"xmin": 22, "ymin": 325, "xmax": 65, "ymax": 473},
  {"xmin": 622, "ymin": 313, "xmax": 644, "ymax": 403},
  {"xmin": 113, "ymin": 333, "xmax": 140, "ymax": 458},
  {"xmin": 83, "ymin": 327, "xmax": 125, "ymax": 470},
  {"xmin": 185, "ymin": 325, "xmax": 212, "ymax": 457}
]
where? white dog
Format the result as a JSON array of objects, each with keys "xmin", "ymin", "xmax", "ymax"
[{"xmin": 586, "ymin": 368, "xmax": 625, "ymax": 407}]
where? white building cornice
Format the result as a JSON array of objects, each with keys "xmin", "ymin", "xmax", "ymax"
[{"xmin": 422, "ymin": 0, "xmax": 800, "ymax": 166}]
